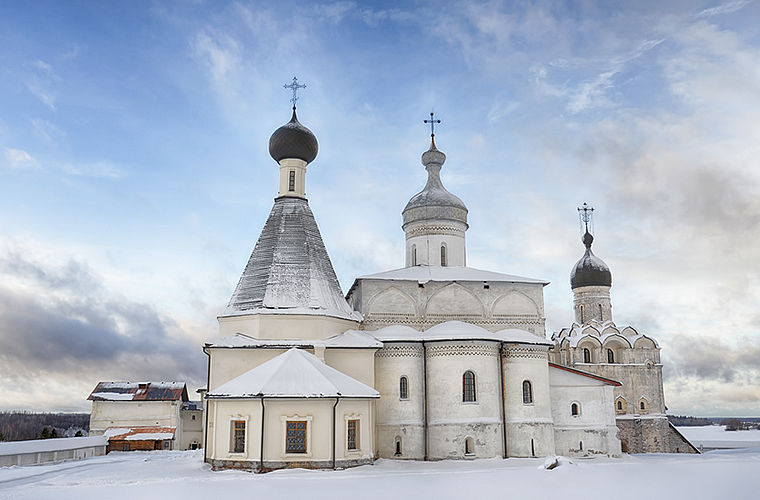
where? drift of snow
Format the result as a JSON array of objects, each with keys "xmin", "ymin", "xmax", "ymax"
[
  {"xmin": 676, "ymin": 425, "xmax": 760, "ymax": 449},
  {"xmin": 2, "ymin": 448, "xmax": 759, "ymax": 500}
]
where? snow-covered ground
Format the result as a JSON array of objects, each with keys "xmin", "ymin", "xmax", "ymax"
[
  {"xmin": 2, "ymin": 448, "xmax": 760, "ymax": 500},
  {"xmin": 676, "ymin": 425, "xmax": 760, "ymax": 450}
]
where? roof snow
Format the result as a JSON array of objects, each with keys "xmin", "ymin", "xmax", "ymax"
[
  {"xmin": 363, "ymin": 321, "xmax": 551, "ymax": 345},
  {"xmin": 356, "ymin": 265, "xmax": 547, "ymax": 285},
  {"xmin": 104, "ymin": 427, "xmax": 176, "ymax": 441},
  {"xmin": 88, "ymin": 382, "xmax": 188, "ymax": 401},
  {"xmin": 207, "ymin": 348, "xmax": 379, "ymax": 399},
  {"xmin": 205, "ymin": 329, "xmax": 382, "ymax": 349},
  {"xmin": 0, "ymin": 436, "xmax": 107, "ymax": 456},
  {"xmin": 223, "ymin": 197, "xmax": 361, "ymax": 321}
]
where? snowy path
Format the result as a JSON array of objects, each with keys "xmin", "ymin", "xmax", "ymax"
[{"xmin": 1, "ymin": 449, "xmax": 759, "ymax": 500}]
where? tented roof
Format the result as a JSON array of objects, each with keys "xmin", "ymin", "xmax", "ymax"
[
  {"xmin": 207, "ymin": 348, "xmax": 379, "ymax": 399},
  {"xmin": 223, "ymin": 197, "xmax": 360, "ymax": 321}
]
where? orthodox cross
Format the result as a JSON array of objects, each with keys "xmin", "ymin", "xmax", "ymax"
[
  {"xmin": 578, "ymin": 202, "xmax": 594, "ymax": 232},
  {"xmin": 424, "ymin": 112, "xmax": 441, "ymax": 139},
  {"xmin": 284, "ymin": 76, "xmax": 306, "ymax": 108}
]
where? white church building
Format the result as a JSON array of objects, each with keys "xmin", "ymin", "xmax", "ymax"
[{"xmin": 202, "ymin": 100, "xmax": 694, "ymax": 471}]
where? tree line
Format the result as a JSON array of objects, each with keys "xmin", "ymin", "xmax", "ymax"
[{"xmin": 0, "ymin": 411, "xmax": 89, "ymax": 442}]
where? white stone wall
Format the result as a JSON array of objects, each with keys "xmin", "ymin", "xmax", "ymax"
[
  {"xmin": 426, "ymin": 341, "xmax": 503, "ymax": 459},
  {"xmin": 502, "ymin": 345, "xmax": 555, "ymax": 457},
  {"xmin": 573, "ymin": 286, "xmax": 612, "ymax": 324},
  {"xmin": 217, "ymin": 313, "xmax": 359, "ymax": 341},
  {"xmin": 374, "ymin": 343, "xmax": 425, "ymax": 459},
  {"xmin": 180, "ymin": 409, "xmax": 203, "ymax": 450},
  {"xmin": 549, "ymin": 366, "xmax": 621, "ymax": 457},
  {"xmin": 404, "ymin": 221, "xmax": 467, "ymax": 267},
  {"xmin": 350, "ymin": 279, "xmax": 546, "ymax": 335}
]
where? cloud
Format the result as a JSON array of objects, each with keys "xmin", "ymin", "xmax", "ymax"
[
  {"xmin": 697, "ymin": 0, "xmax": 754, "ymax": 18},
  {"xmin": 25, "ymin": 59, "xmax": 60, "ymax": 110},
  {"xmin": 2, "ymin": 147, "xmax": 38, "ymax": 169},
  {"xmin": 0, "ymin": 246, "xmax": 206, "ymax": 411},
  {"xmin": 30, "ymin": 118, "xmax": 66, "ymax": 144},
  {"xmin": 666, "ymin": 335, "xmax": 760, "ymax": 383},
  {"xmin": 60, "ymin": 160, "xmax": 126, "ymax": 178}
]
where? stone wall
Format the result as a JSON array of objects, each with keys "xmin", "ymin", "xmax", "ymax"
[{"xmin": 616, "ymin": 417, "xmax": 699, "ymax": 454}]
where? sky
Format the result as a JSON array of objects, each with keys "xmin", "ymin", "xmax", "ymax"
[{"xmin": 0, "ymin": 0, "xmax": 759, "ymax": 416}]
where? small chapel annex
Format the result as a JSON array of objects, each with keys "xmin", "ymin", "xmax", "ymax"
[{"xmin": 201, "ymin": 97, "xmax": 694, "ymax": 471}]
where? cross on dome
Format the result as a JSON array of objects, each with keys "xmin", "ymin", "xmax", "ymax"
[
  {"xmin": 424, "ymin": 111, "xmax": 441, "ymax": 139},
  {"xmin": 284, "ymin": 76, "xmax": 306, "ymax": 108}
]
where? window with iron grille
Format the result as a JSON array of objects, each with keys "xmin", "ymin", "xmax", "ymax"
[
  {"xmin": 463, "ymin": 371, "xmax": 476, "ymax": 402},
  {"xmin": 288, "ymin": 170, "xmax": 296, "ymax": 191},
  {"xmin": 286, "ymin": 421, "xmax": 307, "ymax": 453},
  {"xmin": 399, "ymin": 376, "xmax": 408, "ymax": 400},
  {"xmin": 232, "ymin": 420, "xmax": 245, "ymax": 453},
  {"xmin": 347, "ymin": 419, "xmax": 359, "ymax": 451}
]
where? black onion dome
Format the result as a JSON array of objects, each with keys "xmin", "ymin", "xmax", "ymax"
[
  {"xmin": 570, "ymin": 231, "xmax": 612, "ymax": 289},
  {"xmin": 268, "ymin": 108, "xmax": 318, "ymax": 164}
]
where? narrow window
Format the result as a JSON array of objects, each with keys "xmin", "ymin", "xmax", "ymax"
[
  {"xmin": 583, "ymin": 348, "xmax": 591, "ymax": 363},
  {"xmin": 395, "ymin": 437, "xmax": 402, "ymax": 456},
  {"xmin": 465, "ymin": 437, "xmax": 474, "ymax": 455},
  {"xmin": 607, "ymin": 348, "xmax": 615, "ymax": 363},
  {"xmin": 579, "ymin": 441, "xmax": 583, "ymax": 451},
  {"xmin": 522, "ymin": 380, "xmax": 533, "ymax": 404},
  {"xmin": 286, "ymin": 421, "xmax": 307, "ymax": 453},
  {"xmin": 617, "ymin": 401, "xmax": 623, "ymax": 410},
  {"xmin": 288, "ymin": 170, "xmax": 295, "ymax": 191},
  {"xmin": 462, "ymin": 371, "xmax": 476, "ymax": 402},
  {"xmin": 440, "ymin": 245, "xmax": 447, "ymax": 267},
  {"xmin": 530, "ymin": 439, "xmax": 535, "ymax": 457},
  {"xmin": 232, "ymin": 420, "xmax": 245, "ymax": 453},
  {"xmin": 399, "ymin": 376, "xmax": 409, "ymax": 400},
  {"xmin": 580, "ymin": 305, "xmax": 584, "ymax": 323},
  {"xmin": 640, "ymin": 401, "xmax": 645, "ymax": 410},
  {"xmin": 411, "ymin": 244, "xmax": 417, "ymax": 266},
  {"xmin": 571, "ymin": 403, "xmax": 580, "ymax": 416},
  {"xmin": 347, "ymin": 420, "xmax": 359, "ymax": 451},
  {"xmin": 192, "ymin": 414, "xmax": 196, "ymax": 421},
  {"xmin": 599, "ymin": 304, "xmax": 603, "ymax": 320}
]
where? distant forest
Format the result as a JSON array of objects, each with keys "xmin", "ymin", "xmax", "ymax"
[
  {"xmin": 0, "ymin": 412, "xmax": 90, "ymax": 442},
  {"xmin": 668, "ymin": 415, "xmax": 760, "ymax": 428}
]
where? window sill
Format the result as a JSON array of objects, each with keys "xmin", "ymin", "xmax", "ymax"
[{"xmin": 461, "ymin": 401, "xmax": 479, "ymax": 405}]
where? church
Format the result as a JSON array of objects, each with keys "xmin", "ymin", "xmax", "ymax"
[{"xmin": 201, "ymin": 91, "xmax": 696, "ymax": 471}]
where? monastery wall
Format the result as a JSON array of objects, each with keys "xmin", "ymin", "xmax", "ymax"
[{"xmin": 89, "ymin": 401, "xmax": 179, "ymax": 435}]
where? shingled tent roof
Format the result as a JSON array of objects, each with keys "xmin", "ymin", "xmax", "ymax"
[
  {"xmin": 88, "ymin": 382, "xmax": 188, "ymax": 402},
  {"xmin": 223, "ymin": 197, "xmax": 360, "ymax": 321}
]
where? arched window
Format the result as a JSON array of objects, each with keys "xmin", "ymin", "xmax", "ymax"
[
  {"xmin": 599, "ymin": 304, "xmax": 603, "ymax": 320},
  {"xmin": 411, "ymin": 244, "xmax": 417, "ymax": 266},
  {"xmin": 640, "ymin": 401, "xmax": 645, "ymax": 410},
  {"xmin": 462, "ymin": 371, "xmax": 476, "ymax": 402},
  {"xmin": 465, "ymin": 437, "xmax": 474, "ymax": 456},
  {"xmin": 607, "ymin": 348, "xmax": 615, "ymax": 363},
  {"xmin": 583, "ymin": 348, "xmax": 591, "ymax": 363},
  {"xmin": 571, "ymin": 402, "xmax": 580, "ymax": 416},
  {"xmin": 394, "ymin": 437, "xmax": 402, "ymax": 456},
  {"xmin": 522, "ymin": 380, "xmax": 533, "ymax": 404},
  {"xmin": 399, "ymin": 376, "xmax": 408, "ymax": 400},
  {"xmin": 440, "ymin": 244, "xmax": 447, "ymax": 267},
  {"xmin": 617, "ymin": 401, "xmax": 623, "ymax": 410},
  {"xmin": 615, "ymin": 397, "xmax": 627, "ymax": 414}
]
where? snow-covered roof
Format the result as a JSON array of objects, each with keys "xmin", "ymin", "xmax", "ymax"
[
  {"xmin": 205, "ymin": 330, "xmax": 382, "ymax": 349},
  {"xmin": 548, "ymin": 363, "xmax": 622, "ymax": 386},
  {"xmin": 355, "ymin": 265, "xmax": 547, "ymax": 285},
  {"xmin": 104, "ymin": 426, "xmax": 176, "ymax": 441},
  {"xmin": 223, "ymin": 197, "xmax": 361, "ymax": 321},
  {"xmin": 207, "ymin": 348, "xmax": 380, "ymax": 399},
  {"xmin": 363, "ymin": 321, "xmax": 551, "ymax": 345},
  {"xmin": 0, "ymin": 436, "xmax": 107, "ymax": 456},
  {"xmin": 88, "ymin": 382, "xmax": 188, "ymax": 402}
]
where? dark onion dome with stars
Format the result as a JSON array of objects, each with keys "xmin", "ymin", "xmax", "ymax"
[
  {"xmin": 571, "ymin": 230, "xmax": 612, "ymax": 289},
  {"xmin": 402, "ymin": 115, "xmax": 468, "ymax": 229},
  {"xmin": 268, "ymin": 107, "xmax": 319, "ymax": 164}
]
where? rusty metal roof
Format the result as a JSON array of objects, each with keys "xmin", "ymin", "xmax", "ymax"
[
  {"xmin": 88, "ymin": 382, "xmax": 189, "ymax": 401},
  {"xmin": 103, "ymin": 426, "xmax": 177, "ymax": 441}
]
